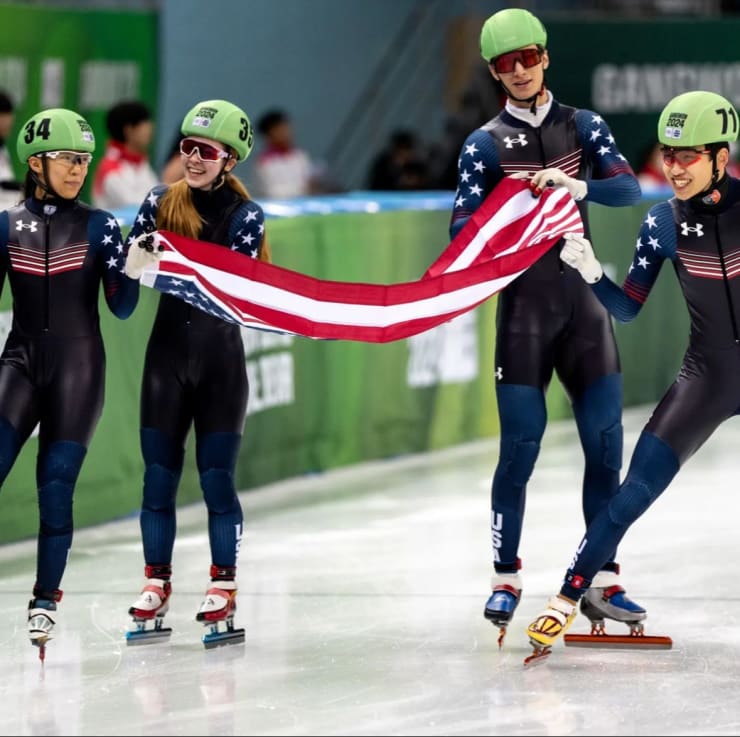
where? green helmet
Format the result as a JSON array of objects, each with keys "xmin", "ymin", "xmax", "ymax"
[
  {"xmin": 180, "ymin": 99, "xmax": 254, "ymax": 161},
  {"xmin": 657, "ymin": 91, "xmax": 739, "ymax": 147},
  {"xmin": 17, "ymin": 108, "xmax": 95, "ymax": 163},
  {"xmin": 480, "ymin": 8, "xmax": 547, "ymax": 62}
]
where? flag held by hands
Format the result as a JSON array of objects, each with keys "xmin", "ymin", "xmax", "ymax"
[{"xmin": 140, "ymin": 178, "xmax": 583, "ymax": 342}]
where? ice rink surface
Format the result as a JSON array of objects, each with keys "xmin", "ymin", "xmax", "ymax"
[{"xmin": 0, "ymin": 405, "xmax": 739, "ymax": 736}]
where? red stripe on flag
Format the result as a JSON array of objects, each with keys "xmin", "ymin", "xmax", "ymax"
[{"xmin": 144, "ymin": 178, "xmax": 582, "ymax": 342}]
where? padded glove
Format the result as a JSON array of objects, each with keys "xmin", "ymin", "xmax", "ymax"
[
  {"xmin": 125, "ymin": 231, "xmax": 164, "ymax": 280},
  {"xmin": 530, "ymin": 168, "xmax": 587, "ymax": 201},
  {"xmin": 559, "ymin": 232, "xmax": 603, "ymax": 284}
]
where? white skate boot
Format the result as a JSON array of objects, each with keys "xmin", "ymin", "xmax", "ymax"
[
  {"xmin": 483, "ymin": 572, "xmax": 522, "ymax": 648},
  {"xmin": 126, "ymin": 566, "xmax": 173, "ymax": 645},
  {"xmin": 28, "ymin": 591, "xmax": 62, "ymax": 662},
  {"xmin": 524, "ymin": 595, "xmax": 577, "ymax": 665},
  {"xmin": 196, "ymin": 567, "xmax": 244, "ymax": 649}
]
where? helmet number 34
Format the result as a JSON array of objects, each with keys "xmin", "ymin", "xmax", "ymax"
[{"xmin": 24, "ymin": 117, "xmax": 52, "ymax": 144}]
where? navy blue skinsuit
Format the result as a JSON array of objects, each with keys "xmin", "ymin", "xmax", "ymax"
[
  {"xmin": 561, "ymin": 174, "xmax": 740, "ymax": 599},
  {"xmin": 0, "ymin": 195, "xmax": 139, "ymax": 600},
  {"xmin": 450, "ymin": 96, "xmax": 641, "ymax": 577},
  {"xmin": 126, "ymin": 183, "xmax": 265, "ymax": 575}
]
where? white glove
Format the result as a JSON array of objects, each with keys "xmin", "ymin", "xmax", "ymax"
[
  {"xmin": 125, "ymin": 231, "xmax": 164, "ymax": 280},
  {"xmin": 559, "ymin": 232, "xmax": 603, "ymax": 284},
  {"xmin": 530, "ymin": 168, "xmax": 587, "ymax": 201},
  {"xmin": 508, "ymin": 171, "xmax": 534, "ymax": 180}
]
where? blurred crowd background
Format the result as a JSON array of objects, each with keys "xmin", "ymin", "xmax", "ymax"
[{"xmin": 2, "ymin": 0, "xmax": 740, "ymax": 201}]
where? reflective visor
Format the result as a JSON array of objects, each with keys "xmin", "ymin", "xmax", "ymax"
[
  {"xmin": 180, "ymin": 138, "xmax": 229, "ymax": 161},
  {"xmin": 660, "ymin": 147, "xmax": 711, "ymax": 167},
  {"xmin": 492, "ymin": 47, "xmax": 542, "ymax": 74}
]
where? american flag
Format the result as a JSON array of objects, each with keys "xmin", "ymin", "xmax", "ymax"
[{"xmin": 140, "ymin": 178, "xmax": 583, "ymax": 343}]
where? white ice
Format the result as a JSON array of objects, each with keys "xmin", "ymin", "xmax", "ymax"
[{"xmin": 0, "ymin": 405, "xmax": 738, "ymax": 736}]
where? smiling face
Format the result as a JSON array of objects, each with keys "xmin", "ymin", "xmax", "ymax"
[
  {"xmin": 180, "ymin": 135, "xmax": 236, "ymax": 189},
  {"xmin": 661, "ymin": 145, "xmax": 728, "ymax": 200}
]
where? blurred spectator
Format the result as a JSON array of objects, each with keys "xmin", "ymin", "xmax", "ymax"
[
  {"xmin": 367, "ymin": 129, "xmax": 432, "ymax": 191},
  {"xmin": 160, "ymin": 129, "xmax": 184, "ymax": 184},
  {"xmin": 92, "ymin": 100, "xmax": 159, "ymax": 210},
  {"xmin": 729, "ymin": 141, "xmax": 740, "ymax": 177},
  {"xmin": 431, "ymin": 81, "xmax": 503, "ymax": 190},
  {"xmin": 636, "ymin": 141, "xmax": 666, "ymax": 190},
  {"xmin": 0, "ymin": 91, "xmax": 21, "ymax": 209},
  {"xmin": 254, "ymin": 109, "xmax": 332, "ymax": 198}
]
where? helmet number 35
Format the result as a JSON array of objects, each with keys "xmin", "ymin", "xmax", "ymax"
[
  {"xmin": 24, "ymin": 117, "xmax": 52, "ymax": 144},
  {"xmin": 239, "ymin": 117, "xmax": 249, "ymax": 141},
  {"xmin": 716, "ymin": 106, "xmax": 738, "ymax": 137}
]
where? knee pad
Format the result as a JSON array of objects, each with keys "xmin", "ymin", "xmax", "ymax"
[
  {"xmin": 608, "ymin": 478, "xmax": 654, "ymax": 526},
  {"xmin": 608, "ymin": 432, "xmax": 679, "ymax": 526},
  {"xmin": 142, "ymin": 463, "xmax": 180, "ymax": 512},
  {"xmin": 37, "ymin": 441, "xmax": 87, "ymax": 486},
  {"xmin": 37, "ymin": 441, "xmax": 86, "ymax": 535},
  {"xmin": 38, "ymin": 479, "xmax": 75, "ymax": 536},
  {"xmin": 201, "ymin": 467, "xmax": 239, "ymax": 515},
  {"xmin": 500, "ymin": 436, "xmax": 540, "ymax": 487}
]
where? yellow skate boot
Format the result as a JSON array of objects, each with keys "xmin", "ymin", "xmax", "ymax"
[{"xmin": 524, "ymin": 595, "xmax": 577, "ymax": 665}]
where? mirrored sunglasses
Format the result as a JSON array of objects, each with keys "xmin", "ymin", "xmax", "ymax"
[
  {"xmin": 41, "ymin": 150, "xmax": 93, "ymax": 167},
  {"xmin": 660, "ymin": 147, "xmax": 711, "ymax": 167},
  {"xmin": 179, "ymin": 138, "xmax": 230, "ymax": 162},
  {"xmin": 492, "ymin": 47, "xmax": 542, "ymax": 74}
]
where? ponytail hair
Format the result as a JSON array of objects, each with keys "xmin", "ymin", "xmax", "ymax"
[{"xmin": 157, "ymin": 173, "xmax": 271, "ymax": 263}]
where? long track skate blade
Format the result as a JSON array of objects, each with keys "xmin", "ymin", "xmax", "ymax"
[
  {"xmin": 125, "ymin": 627, "xmax": 172, "ymax": 645},
  {"xmin": 564, "ymin": 633, "xmax": 672, "ymax": 649},
  {"xmin": 202, "ymin": 627, "xmax": 245, "ymax": 650}
]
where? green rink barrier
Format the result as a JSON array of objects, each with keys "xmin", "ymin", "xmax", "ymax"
[{"xmin": 0, "ymin": 194, "xmax": 684, "ymax": 543}]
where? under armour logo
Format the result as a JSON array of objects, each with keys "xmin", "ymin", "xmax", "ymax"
[
  {"xmin": 503, "ymin": 134, "xmax": 528, "ymax": 148},
  {"xmin": 495, "ymin": 366, "xmax": 503, "ymax": 380},
  {"xmin": 15, "ymin": 219, "xmax": 38, "ymax": 232},
  {"xmin": 680, "ymin": 222, "xmax": 704, "ymax": 237}
]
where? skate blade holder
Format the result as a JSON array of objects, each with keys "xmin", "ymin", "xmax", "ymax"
[
  {"xmin": 125, "ymin": 624, "xmax": 173, "ymax": 646},
  {"xmin": 202, "ymin": 623, "xmax": 245, "ymax": 650},
  {"xmin": 30, "ymin": 634, "xmax": 51, "ymax": 662},
  {"xmin": 564, "ymin": 632, "xmax": 672, "ymax": 649},
  {"xmin": 523, "ymin": 643, "xmax": 552, "ymax": 666}
]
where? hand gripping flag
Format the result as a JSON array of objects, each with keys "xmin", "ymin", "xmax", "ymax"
[{"xmin": 140, "ymin": 178, "xmax": 583, "ymax": 342}]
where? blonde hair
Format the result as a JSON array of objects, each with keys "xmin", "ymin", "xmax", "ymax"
[{"xmin": 157, "ymin": 173, "xmax": 271, "ymax": 263}]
